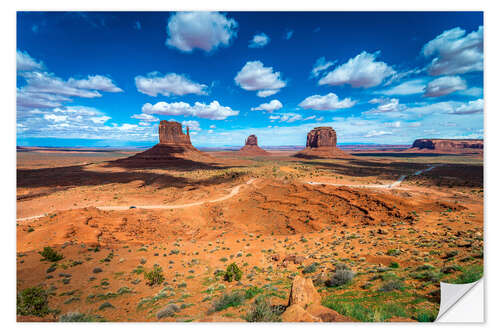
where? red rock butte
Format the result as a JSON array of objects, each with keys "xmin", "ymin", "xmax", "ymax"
[
  {"xmin": 117, "ymin": 121, "xmax": 212, "ymax": 166},
  {"xmin": 410, "ymin": 138, "xmax": 483, "ymax": 153},
  {"xmin": 294, "ymin": 127, "xmax": 350, "ymax": 159},
  {"xmin": 239, "ymin": 134, "xmax": 269, "ymax": 156}
]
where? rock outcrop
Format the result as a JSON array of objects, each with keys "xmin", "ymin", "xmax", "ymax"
[
  {"xmin": 280, "ymin": 276, "xmax": 352, "ymax": 322},
  {"xmin": 410, "ymin": 139, "xmax": 483, "ymax": 153},
  {"xmin": 116, "ymin": 121, "xmax": 213, "ymax": 167},
  {"xmin": 239, "ymin": 134, "xmax": 269, "ymax": 156},
  {"xmin": 294, "ymin": 127, "xmax": 350, "ymax": 159}
]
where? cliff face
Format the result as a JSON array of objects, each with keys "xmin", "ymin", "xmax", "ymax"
[
  {"xmin": 412, "ymin": 139, "xmax": 483, "ymax": 152},
  {"xmin": 159, "ymin": 120, "xmax": 191, "ymax": 145},
  {"xmin": 245, "ymin": 135, "xmax": 258, "ymax": 146},
  {"xmin": 295, "ymin": 127, "xmax": 349, "ymax": 159},
  {"xmin": 306, "ymin": 127, "xmax": 337, "ymax": 148}
]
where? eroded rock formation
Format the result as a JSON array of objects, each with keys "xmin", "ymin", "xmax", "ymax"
[
  {"xmin": 116, "ymin": 121, "xmax": 212, "ymax": 166},
  {"xmin": 411, "ymin": 139, "xmax": 483, "ymax": 153},
  {"xmin": 295, "ymin": 127, "xmax": 349, "ymax": 158},
  {"xmin": 239, "ymin": 134, "xmax": 269, "ymax": 156}
]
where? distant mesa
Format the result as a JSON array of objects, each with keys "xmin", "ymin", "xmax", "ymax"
[
  {"xmin": 294, "ymin": 127, "xmax": 350, "ymax": 159},
  {"xmin": 117, "ymin": 120, "xmax": 213, "ymax": 166},
  {"xmin": 410, "ymin": 138, "xmax": 483, "ymax": 153},
  {"xmin": 239, "ymin": 134, "xmax": 269, "ymax": 156}
]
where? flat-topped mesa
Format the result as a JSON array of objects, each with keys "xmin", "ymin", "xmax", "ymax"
[
  {"xmin": 411, "ymin": 139, "xmax": 483, "ymax": 152},
  {"xmin": 159, "ymin": 120, "xmax": 191, "ymax": 145},
  {"xmin": 239, "ymin": 134, "xmax": 269, "ymax": 156},
  {"xmin": 295, "ymin": 126, "xmax": 349, "ymax": 159},
  {"xmin": 306, "ymin": 127, "xmax": 337, "ymax": 148}
]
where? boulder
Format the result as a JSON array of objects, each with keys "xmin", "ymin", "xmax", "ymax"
[
  {"xmin": 288, "ymin": 275, "xmax": 321, "ymax": 308},
  {"xmin": 281, "ymin": 304, "xmax": 321, "ymax": 322},
  {"xmin": 306, "ymin": 304, "xmax": 352, "ymax": 322}
]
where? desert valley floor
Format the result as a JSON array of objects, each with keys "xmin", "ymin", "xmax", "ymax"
[{"xmin": 16, "ymin": 148, "xmax": 483, "ymax": 322}]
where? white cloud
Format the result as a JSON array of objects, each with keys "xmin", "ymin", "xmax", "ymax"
[
  {"xmin": 451, "ymin": 99, "xmax": 483, "ymax": 115},
  {"xmin": 249, "ymin": 33, "xmax": 270, "ymax": 48},
  {"xmin": 234, "ymin": 61, "xmax": 286, "ymax": 97},
  {"xmin": 311, "ymin": 57, "xmax": 336, "ymax": 78},
  {"xmin": 376, "ymin": 79, "xmax": 426, "ymax": 95},
  {"xmin": 459, "ymin": 87, "xmax": 483, "ymax": 97},
  {"xmin": 44, "ymin": 114, "xmax": 68, "ymax": 122},
  {"xmin": 142, "ymin": 100, "xmax": 239, "ymax": 120},
  {"xmin": 384, "ymin": 121, "xmax": 401, "ymax": 128},
  {"xmin": 424, "ymin": 76, "xmax": 467, "ymax": 97},
  {"xmin": 422, "ymin": 26, "xmax": 483, "ymax": 75},
  {"xmin": 166, "ymin": 12, "xmax": 238, "ymax": 53},
  {"xmin": 210, "ymin": 124, "xmax": 216, "ymax": 129},
  {"xmin": 131, "ymin": 113, "xmax": 159, "ymax": 122},
  {"xmin": 366, "ymin": 98, "xmax": 405, "ymax": 113},
  {"xmin": 365, "ymin": 130, "xmax": 392, "ymax": 138},
  {"xmin": 68, "ymin": 75, "xmax": 123, "ymax": 92},
  {"xmin": 319, "ymin": 51, "xmax": 395, "ymax": 88},
  {"xmin": 90, "ymin": 116, "xmax": 111, "ymax": 124},
  {"xmin": 17, "ymin": 50, "xmax": 44, "ymax": 71},
  {"xmin": 299, "ymin": 93, "xmax": 356, "ymax": 111},
  {"xmin": 208, "ymin": 129, "xmax": 214, "ymax": 134},
  {"xmin": 135, "ymin": 72, "xmax": 207, "ymax": 97},
  {"xmin": 181, "ymin": 120, "xmax": 201, "ymax": 131},
  {"xmin": 251, "ymin": 99, "xmax": 283, "ymax": 112},
  {"xmin": 284, "ymin": 30, "xmax": 294, "ymax": 40},
  {"xmin": 269, "ymin": 113, "xmax": 303, "ymax": 123}
]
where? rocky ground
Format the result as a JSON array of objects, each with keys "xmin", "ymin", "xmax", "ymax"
[{"xmin": 16, "ymin": 150, "xmax": 483, "ymax": 322}]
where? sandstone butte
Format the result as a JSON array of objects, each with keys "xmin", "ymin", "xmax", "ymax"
[
  {"xmin": 118, "ymin": 120, "xmax": 212, "ymax": 165},
  {"xmin": 294, "ymin": 126, "xmax": 351, "ymax": 159},
  {"xmin": 238, "ymin": 134, "xmax": 269, "ymax": 156},
  {"xmin": 409, "ymin": 138, "xmax": 483, "ymax": 153}
]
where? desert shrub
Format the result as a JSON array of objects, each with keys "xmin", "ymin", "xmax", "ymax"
[
  {"xmin": 209, "ymin": 291, "xmax": 245, "ymax": 313},
  {"xmin": 39, "ymin": 246, "xmax": 63, "ymax": 262},
  {"xmin": 59, "ymin": 312, "xmax": 105, "ymax": 322},
  {"xmin": 386, "ymin": 249, "xmax": 401, "ymax": 256},
  {"xmin": 244, "ymin": 286, "xmax": 264, "ymax": 299},
  {"xmin": 245, "ymin": 295, "xmax": 282, "ymax": 322},
  {"xmin": 448, "ymin": 265, "xmax": 483, "ymax": 284},
  {"xmin": 144, "ymin": 265, "xmax": 165, "ymax": 286},
  {"xmin": 379, "ymin": 279, "xmax": 404, "ymax": 292},
  {"xmin": 224, "ymin": 263, "xmax": 242, "ymax": 282},
  {"xmin": 302, "ymin": 262, "xmax": 319, "ymax": 274},
  {"xmin": 17, "ymin": 286, "xmax": 51, "ymax": 317},
  {"xmin": 156, "ymin": 304, "xmax": 180, "ymax": 319},
  {"xmin": 389, "ymin": 262, "xmax": 400, "ymax": 269},
  {"xmin": 326, "ymin": 269, "xmax": 354, "ymax": 287}
]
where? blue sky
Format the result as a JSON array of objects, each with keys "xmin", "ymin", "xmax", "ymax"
[{"xmin": 17, "ymin": 11, "xmax": 483, "ymax": 147}]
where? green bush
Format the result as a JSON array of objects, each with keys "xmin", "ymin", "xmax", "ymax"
[
  {"xmin": 389, "ymin": 262, "xmax": 400, "ymax": 269},
  {"xmin": 210, "ymin": 291, "xmax": 245, "ymax": 313},
  {"xmin": 379, "ymin": 280, "xmax": 404, "ymax": 292},
  {"xmin": 59, "ymin": 312, "xmax": 105, "ymax": 322},
  {"xmin": 244, "ymin": 286, "xmax": 264, "ymax": 299},
  {"xmin": 326, "ymin": 269, "xmax": 354, "ymax": 287},
  {"xmin": 39, "ymin": 246, "xmax": 63, "ymax": 262},
  {"xmin": 17, "ymin": 286, "xmax": 51, "ymax": 317},
  {"xmin": 245, "ymin": 295, "xmax": 282, "ymax": 322},
  {"xmin": 302, "ymin": 262, "xmax": 319, "ymax": 274},
  {"xmin": 144, "ymin": 265, "xmax": 165, "ymax": 286},
  {"xmin": 224, "ymin": 263, "xmax": 242, "ymax": 282}
]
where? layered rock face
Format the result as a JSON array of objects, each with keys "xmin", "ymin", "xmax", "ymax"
[
  {"xmin": 411, "ymin": 139, "xmax": 483, "ymax": 153},
  {"xmin": 306, "ymin": 127, "xmax": 337, "ymax": 148},
  {"xmin": 159, "ymin": 120, "xmax": 191, "ymax": 145},
  {"xmin": 295, "ymin": 127, "xmax": 349, "ymax": 158},
  {"xmin": 239, "ymin": 134, "xmax": 269, "ymax": 156},
  {"xmin": 118, "ymin": 121, "xmax": 212, "ymax": 166}
]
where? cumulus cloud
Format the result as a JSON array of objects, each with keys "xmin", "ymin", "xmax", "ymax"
[
  {"xmin": 422, "ymin": 26, "xmax": 483, "ymax": 75},
  {"xmin": 251, "ymin": 99, "xmax": 283, "ymax": 112},
  {"xmin": 17, "ymin": 50, "xmax": 44, "ymax": 71},
  {"xmin": 311, "ymin": 57, "xmax": 336, "ymax": 78},
  {"xmin": 298, "ymin": 93, "xmax": 356, "ymax": 111},
  {"xmin": 166, "ymin": 11, "xmax": 238, "ymax": 53},
  {"xmin": 249, "ymin": 33, "xmax": 270, "ymax": 48},
  {"xmin": 142, "ymin": 100, "xmax": 239, "ymax": 120},
  {"xmin": 181, "ymin": 120, "xmax": 201, "ymax": 131},
  {"xmin": 459, "ymin": 87, "xmax": 483, "ymax": 97},
  {"xmin": 366, "ymin": 98, "xmax": 405, "ymax": 113},
  {"xmin": 234, "ymin": 61, "xmax": 286, "ymax": 97},
  {"xmin": 424, "ymin": 76, "xmax": 467, "ymax": 97},
  {"xmin": 365, "ymin": 130, "xmax": 392, "ymax": 138},
  {"xmin": 131, "ymin": 113, "xmax": 159, "ymax": 122},
  {"xmin": 135, "ymin": 72, "xmax": 207, "ymax": 97},
  {"xmin": 68, "ymin": 75, "xmax": 123, "ymax": 92},
  {"xmin": 319, "ymin": 51, "xmax": 395, "ymax": 88},
  {"xmin": 450, "ymin": 99, "xmax": 483, "ymax": 115},
  {"xmin": 376, "ymin": 79, "xmax": 426, "ymax": 95}
]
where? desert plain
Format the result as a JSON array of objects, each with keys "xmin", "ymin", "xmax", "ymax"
[{"xmin": 16, "ymin": 139, "xmax": 483, "ymax": 322}]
